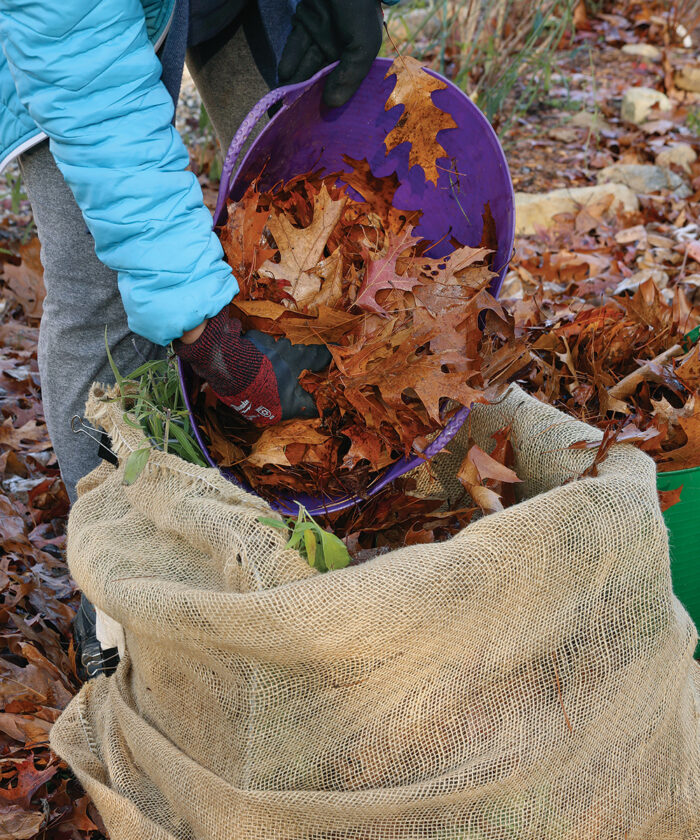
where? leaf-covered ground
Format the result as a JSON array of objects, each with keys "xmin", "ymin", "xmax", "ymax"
[{"xmin": 0, "ymin": 7, "xmax": 699, "ymax": 837}]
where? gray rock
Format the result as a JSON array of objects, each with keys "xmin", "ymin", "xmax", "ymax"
[
  {"xmin": 655, "ymin": 143, "xmax": 697, "ymax": 174},
  {"xmin": 597, "ymin": 163, "xmax": 684, "ymax": 193},
  {"xmin": 570, "ymin": 110, "xmax": 613, "ymax": 133},
  {"xmin": 514, "ymin": 184, "xmax": 639, "ymax": 236},
  {"xmin": 620, "ymin": 87, "xmax": 672, "ymax": 125},
  {"xmin": 674, "ymin": 64, "xmax": 700, "ymax": 93},
  {"xmin": 621, "ymin": 43, "xmax": 662, "ymax": 62}
]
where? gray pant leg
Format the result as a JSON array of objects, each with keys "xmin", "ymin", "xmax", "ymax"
[
  {"xmin": 19, "ymin": 141, "xmax": 166, "ymax": 504},
  {"xmin": 186, "ymin": 21, "xmax": 269, "ymax": 157},
  {"xmin": 22, "ymin": 27, "xmax": 268, "ymax": 503}
]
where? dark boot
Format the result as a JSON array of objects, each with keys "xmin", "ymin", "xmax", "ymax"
[{"xmin": 72, "ymin": 594, "xmax": 120, "ymax": 681}]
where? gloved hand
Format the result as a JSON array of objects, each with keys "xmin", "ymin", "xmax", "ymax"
[
  {"xmin": 175, "ymin": 308, "xmax": 331, "ymax": 427},
  {"xmin": 278, "ymin": 0, "xmax": 384, "ymax": 107}
]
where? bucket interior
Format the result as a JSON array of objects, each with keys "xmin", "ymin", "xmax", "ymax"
[{"xmin": 227, "ymin": 58, "xmax": 515, "ymax": 292}]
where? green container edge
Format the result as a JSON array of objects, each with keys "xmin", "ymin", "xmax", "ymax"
[{"xmin": 657, "ymin": 464, "xmax": 700, "ymax": 657}]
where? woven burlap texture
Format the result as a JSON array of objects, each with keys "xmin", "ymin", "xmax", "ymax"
[{"xmin": 50, "ymin": 384, "xmax": 700, "ymax": 840}]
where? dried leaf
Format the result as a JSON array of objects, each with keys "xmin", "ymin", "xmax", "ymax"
[
  {"xmin": 278, "ymin": 306, "xmax": 365, "ymax": 346},
  {"xmin": 656, "ymin": 399, "xmax": 700, "ymax": 471},
  {"xmin": 658, "ymin": 486, "xmax": 683, "ymax": 511},
  {"xmin": 3, "ymin": 238, "xmax": 45, "ymax": 320},
  {"xmin": 247, "ymin": 420, "xmax": 329, "ymax": 468},
  {"xmin": 383, "ymin": 56, "xmax": 457, "ymax": 185},
  {"xmin": 675, "ymin": 342, "xmax": 700, "ymax": 392},
  {"xmin": 466, "ymin": 444, "xmax": 522, "ymax": 484},
  {"xmin": 0, "ymin": 808, "xmax": 45, "ymax": 840},
  {"xmin": 0, "ymin": 758, "xmax": 57, "ymax": 808},
  {"xmin": 355, "ymin": 228, "xmax": 423, "ymax": 315},
  {"xmin": 260, "ymin": 184, "xmax": 347, "ymax": 307},
  {"xmin": 0, "ymin": 419, "xmax": 50, "ymax": 452}
]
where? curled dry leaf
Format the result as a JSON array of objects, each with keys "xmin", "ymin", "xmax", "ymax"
[
  {"xmin": 3, "ymin": 238, "xmax": 45, "ymax": 321},
  {"xmin": 0, "ymin": 807, "xmax": 45, "ymax": 840},
  {"xmin": 247, "ymin": 420, "xmax": 329, "ymax": 468},
  {"xmin": 457, "ymin": 435, "xmax": 522, "ymax": 515},
  {"xmin": 259, "ymin": 184, "xmax": 347, "ymax": 308},
  {"xmin": 656, "ymin": 399, "xmax": 700, "ymax": 472},
  {"xmin": 658, "ymin": 485, "xmax": 683, "ymax": 512}
]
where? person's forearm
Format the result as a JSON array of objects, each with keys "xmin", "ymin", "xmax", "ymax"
[{"xmin": 180, "ymin": 320, "xmax": 208, "ymax": 345}]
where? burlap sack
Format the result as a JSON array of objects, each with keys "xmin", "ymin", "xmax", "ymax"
[{"xmin": 50, "ymin": 384, "xmax": 700, "ymax": 840}]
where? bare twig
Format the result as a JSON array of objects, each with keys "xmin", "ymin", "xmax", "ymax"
[{"xmin": 608, "ymin": 343, "xmax": 684, "ymax": 400}]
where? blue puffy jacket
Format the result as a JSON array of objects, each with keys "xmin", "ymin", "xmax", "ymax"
[
  {"xmin": 0, "ymin": 0, "xmax": 295, "ymax": 345},
  {"xmin": 0, "ymin": 0, "xmax": 398, "ymax": 345}
]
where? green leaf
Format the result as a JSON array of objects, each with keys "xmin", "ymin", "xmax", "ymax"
[
  {"xmin": 285, "ymin": 520, "xmax": 315, "ymax": 550},
  {"xmin": 318, "ymin": 529, "xmax": 351, "ymax": 571},
  {"xmin": 150, "ymin": 411, "xmax": 164, "ymax": 443},
  {"xmin": 303, "ymin": 528, "xmax": 317, "ymax": 568},
  {"xmin": 123, "ymin": 447, "xmax": 150, "ymax": 486},
  {"xmin": 258, "ymin": 516, "xmax": 288, "ymax": 531},
  {"xmin": 126, "ymin": 359, "xmax": 162, "ymax": 379},
  {"xmin": 169, "ymin": 422, "xmax": 206, "ymax": 466},
  {"xmin": 121, "ymin": 411, "xmax": 143, "ymax": 429}
]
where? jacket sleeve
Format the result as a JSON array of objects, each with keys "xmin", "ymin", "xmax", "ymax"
[{"xmin": 0, "ymin": 0, "xmax": 238, "ymax": 345}]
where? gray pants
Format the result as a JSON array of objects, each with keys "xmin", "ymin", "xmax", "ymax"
[{"xmin": 21, "ymin": 24, "xmax": 268, "ymax": 503}]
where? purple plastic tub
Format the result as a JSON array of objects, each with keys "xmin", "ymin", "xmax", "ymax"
[{"xmin": 179, "ymin": 59, "xmax": 515, "ymax": 516}]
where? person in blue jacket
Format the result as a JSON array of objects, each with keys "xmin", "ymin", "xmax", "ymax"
[{"xmin": 0, "ymin": 0, "xmax": 396, "ymax": 677}]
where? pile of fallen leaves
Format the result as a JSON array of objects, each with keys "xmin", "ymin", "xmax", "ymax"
[
  {"xmin": 498, "ymin": 218, "xmax": 700, "ymax": 478},
  {"xmin": 187, "ymin": 58, "xmax": 508, "ymax": 511},
  {"xmin": 0, "ymin": 243, "xmax": 106, "ymax": 837}
]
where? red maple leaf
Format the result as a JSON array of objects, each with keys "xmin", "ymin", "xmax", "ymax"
[{"xmin": 354, "ymin": 228, "xmax": 423, "ymax": 315}]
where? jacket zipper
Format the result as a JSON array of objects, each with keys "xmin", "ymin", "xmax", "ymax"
[{"xmin": 154, "ymin": 1, "xmax": 176, "ymax": 52}]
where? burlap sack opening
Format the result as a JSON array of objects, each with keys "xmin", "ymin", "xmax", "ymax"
[{"xmin": 50, "ymin": 384, "xmax": 700, "ymax": 840}]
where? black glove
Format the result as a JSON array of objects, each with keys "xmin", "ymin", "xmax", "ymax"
[
  {"xmin": 278, "ymin": 0, "xmax": 384, "ymax": 107},
  {"xmin": 175, "ymin": 309, "xmax": 331, "ymax": 427}
]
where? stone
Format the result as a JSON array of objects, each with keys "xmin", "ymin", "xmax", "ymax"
[
  {"xmin": 674, "ymin": 64, "xmax": 700, "ymax": 93},
  {"xmin": 597, "ymin": 163, "xmax": 685, "ymax": 193},
  {"xmin": 621, "ymin": 43, "xmax": 662, "ymax": 62},
  {"xmin": 514, "ymin": 184, "xmax": 639, "ymax": 236},
  {"xmin": 570, "ymin": 110, "xmax": 612, "ymax": 133},
  {"xmin": 548, "ymin": 126, "xmax": 579, "ymax": 143},
  {"xmin": 620, "ymin": 87, "xmax": 672, "ymax": 125},
  {"xmin": 655, "ymin": 143, "xmax": 697, "ymax": 174}
]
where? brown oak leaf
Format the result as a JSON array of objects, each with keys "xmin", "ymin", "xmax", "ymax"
[
  {"xmin": 384, "ymin": 56, "xmax": 458, "ymax": 185},
  {"xmin": 259, "ymin": 183, "xmax": 346, "ymax": 308},
  {"xmin": 247, "ymin": 420, "xmax": 329, "ymax": 468},
  {"xmin": 656, "ymin": 398, "xmax": 700, "ymax": 471}
]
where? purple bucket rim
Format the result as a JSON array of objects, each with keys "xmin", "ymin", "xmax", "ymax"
[{"xmin": 181, "ymin": 58, "xmax": 512, "ymax": 515}]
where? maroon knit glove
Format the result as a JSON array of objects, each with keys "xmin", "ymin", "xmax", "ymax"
[{"xmin": 175, "ymin": 308, "xmax": 331, "ymax": 427}]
